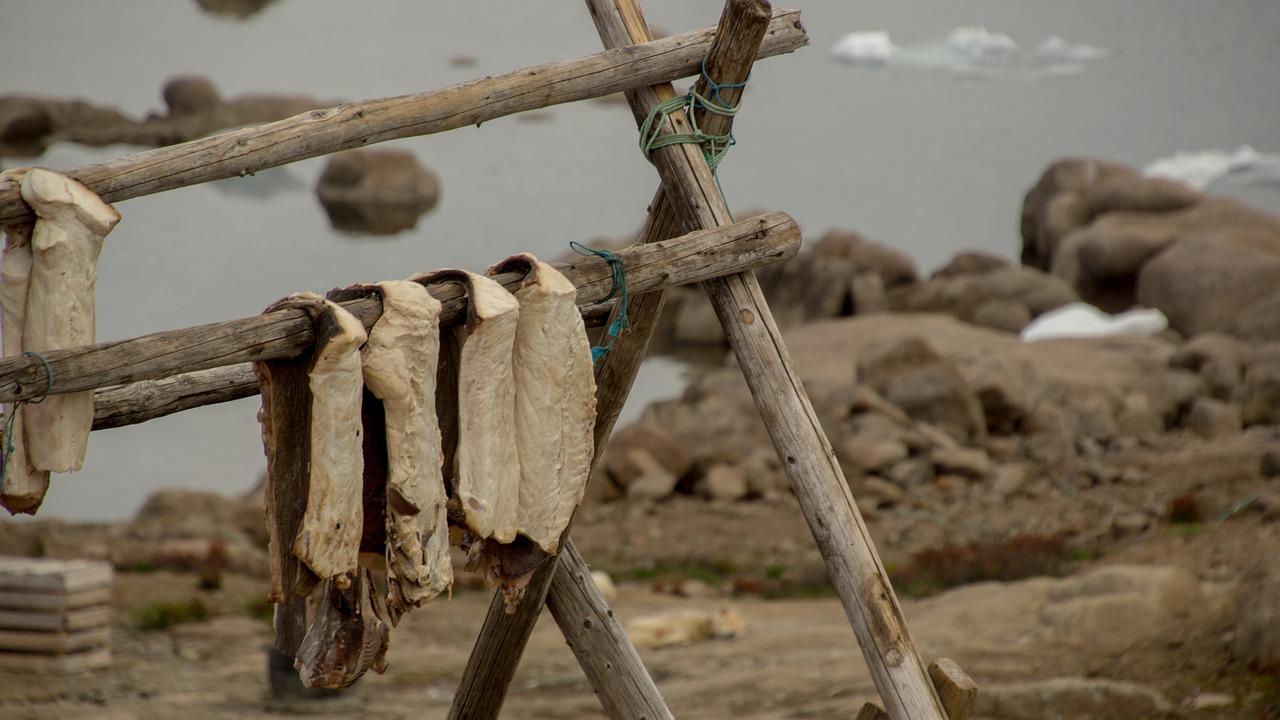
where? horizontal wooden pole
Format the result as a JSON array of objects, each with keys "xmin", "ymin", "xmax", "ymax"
[
  {"xmin": 0, "ymin": 212, "xmax": 798, "ymax": 404},
  {"xmin": 0, "ymin": 9, "xmax": 805, "ymax": 225},
  {"xmin": 88, "ymin": 296, "xmax": 618, "ymax": 430}
]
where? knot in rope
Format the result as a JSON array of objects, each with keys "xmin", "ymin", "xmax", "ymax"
[
  {"xmin": 0, "ymin": 351, "xmax": 55, "ymax": 490},
  {"xmin": 638, "ymin": 58, "xmax": 748, "ymax": 173},
  {"xmin": 569, "ymin": 241, "xmax": 629, "ymax": 363}
]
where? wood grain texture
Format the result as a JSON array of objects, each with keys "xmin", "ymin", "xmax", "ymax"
[
  {"xmin": 929, "ymin": 658, "xmax": 978, "ymax": 720},
  {"xmin": 0, "ymin": 211, "xmax": 797, "ymax": 404},
  {"xmin": 447, "ymin": 3, "xmax": 782, "ymax": 719},
  {"xmin": 588, "ymin": 1, "xmax": 948, "ymax": 719},
  {"xmin": 0, "ymin": 11, "xmax": 805, "ymax": 226}
]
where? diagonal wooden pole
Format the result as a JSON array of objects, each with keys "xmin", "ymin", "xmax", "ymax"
[
  {"xmin": 585, "ymin": 1, "xmax": 948, "ymax": 718},
  {"xmin": 446, "ymin": 4, "xmax": 783, "ymax": 719}
]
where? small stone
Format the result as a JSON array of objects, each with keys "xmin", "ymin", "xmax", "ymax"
[
  {"xmin": 991, "ymin": 464, "xmax": 1032, "ymax": 500},
  {"xmin": 1260, "ymin": 449, "xmax": 1280, "ymax": 478},
  {"xmin": 702, "ymin": 463, "xmax": 749, "ymax": 502},
  {"xmin": 934, "ymin": 474, "xmax": 964, "ymax": 494},
  {"xmin": 838, "ymin": 438, "xmax": 909, "ymax": 473},
  {"xmin": 849, "ymin": 386, "xmax": 912, "ymax": 425},
  {"xmin": 625, "ymin": 450, "xmax": 678, "ymax": 501},
  {"xmin": 1112, "ymin": 512, "xmax": 1150, "ymax": 536},
  {"xmin": 1183, "ymin": 397, "xmax": 1242, "ymax": 439},
  {"xmin": 591, "ymin": 570, "xmax": 618, "ymax": 603},
  {"xmin": 1117, "ymin": 393, "xmax": 1165, "ymax": 439},
  {"xmin": 1186, "ymin": 692, "xmax": 1235, "ymax": 710},
  {"xmin": 930, "ymin": 446, "xmax": 992, "ymax": 479},
  {"xmin": 675, "ymin": 579, "xmax": 717, "ymax": 599},
  {"xmin": 887, "ymin": 458, "xmax": 935, "ymax": 488},
  {"xmin": 858, "ymin": 476, "xmax": 906, "ymax": 508}
]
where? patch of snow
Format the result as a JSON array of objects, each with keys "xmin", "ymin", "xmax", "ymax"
[
  {"xmin": 830, "ymin": 28, "xmax": 1111, "ymax": 79},
  {"xmin": 1021, "ymin": 302, "xmax": 1168, "ymax": 342},
  {"xmin": 831, "ymin": 31, "xmax": 896, "ymax": 66}
]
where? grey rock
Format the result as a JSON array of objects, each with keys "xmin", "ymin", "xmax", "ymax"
[
  {"xmin": 1183, "ymin": 397, "xmax": 1242, "ymax": 439},
  {"xmin": 857, "ymin": 337, "xmax": 987, "ymax": 443},
  {"xmin": 837, "ymin": 438, "xmax": 909, "ymax": 473},
  {"xmin": 930, "ymin": 446, "xmax": 993, "ymax": 479}
]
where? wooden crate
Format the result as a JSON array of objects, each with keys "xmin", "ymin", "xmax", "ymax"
[{"xmin": 0, "ymin": 557, "xmax": 113, "ymax": 673}]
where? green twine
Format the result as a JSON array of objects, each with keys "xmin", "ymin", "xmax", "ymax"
[
  {"xmin": 638, "ymin": 58, "xmax": 748, "ymax": 173},
  {"xmin": 569, "ymin": 241, "xmax": 629, "ymax": 363},
  {"xmin": 0, "ymin": 351, "xmax": 54, "ymax": 492}
]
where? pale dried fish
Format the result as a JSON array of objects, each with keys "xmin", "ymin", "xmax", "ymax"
[
  {"xmin": 415, "ymin": 270, "xmax": 520, "ymax": 544},
  {"xmin": 360, "ymin": 280, "xmax": 451, "ymax": 622},
  {"xmin": 291, "ymin": 293, "xmax": 367, "ymax": 584},
  {"xmin": 1, "ymin": 220, "xmax": 48, "ymax": 514},
  {"xmin": 488, "ymin": 253, "xmax": 596, "ymax": 554},
  {"xmin": 20, "ymin": 168, "xmax": 120, "ymax": 473}
]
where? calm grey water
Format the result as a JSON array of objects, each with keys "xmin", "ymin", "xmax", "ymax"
[{"xmin": 1, "ymin": 1, "xmax": 1278, "ymax": 520}]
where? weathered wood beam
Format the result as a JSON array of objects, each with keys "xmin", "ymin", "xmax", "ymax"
[
  {"xmin": 86, "ymin": 299, "xmax": 621, "ymax": 431},
  {"xmin": 0, "ymin": 212, "xmax": 797, "ymax": 404},
  {"xmin": 0, "ymin": 10, "xmax": 806, "ymax": 226},
  {"xmin": 588, "ymin": 1, "xmax": 949, "ymax": 719},
  {"xmin": 446, "ymin": 3, "xmax": 777, "ymax": 719}
]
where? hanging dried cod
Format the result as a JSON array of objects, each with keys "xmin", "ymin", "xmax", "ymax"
[
  {"xmin": 19, "ymin": 168, "xmax": 120, "ymax": 474},
  {"xmin": 256, "ymin": 293, "xmax": 366, "ymax": 602},
  {"xmin": 487, "ymin": 254, "xmax": 596, "ymax": 554},
  {"xmin": 295, "ymin": 569, "xmax": 390, "ymax": 689},
  {"xmin": 359, "ymin": 280, "xmax": 452, "ymax": 622},
  {"xmin": 415, "ymin": 270, "xmax": 521, "ymax": 544},
  {"xmin": 1, "ymin": 220, "xmax": 48, "ymax": 514}
]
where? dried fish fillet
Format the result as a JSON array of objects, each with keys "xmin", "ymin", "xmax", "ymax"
[
  {"xmin": 360, "ymin": 280, "xmax": 451, "ymax": 621},
  {"xmin": 20, "ymin": 168, "xmax": 119, "ymax": 473},
  {"xmin": 1, "ymin": 220, "xmax": 49, "ymax": 514},
  {"xmin": 488, "ymin": 254, "xmax": 596, "ymax": 554},
  {"xmin": 295, "ymin": 569, "xmax": 390, "ymax": 689},
  {"xmin": 416, "ymin": 270, "xmax": 521, "ymax": 544},
  {"xmin": 291, "ymin": 293, "xmax": 367, "ymax": 584}
]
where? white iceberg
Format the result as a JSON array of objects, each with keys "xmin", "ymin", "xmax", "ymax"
[
  {"xmin": 1020, "ymin": 302, "xmax": 1168, "ymax": 342},
  {"xmin": 1035, "ymin": 35, "xmax": 1112, "ymax": 62},
  {"xmin": 831, "ymin": 31, "xmax": 896, "ymax": 66},
  {"xmin": 1144, "ymin": 145, "xmax": 1280, "ymax": 191}
]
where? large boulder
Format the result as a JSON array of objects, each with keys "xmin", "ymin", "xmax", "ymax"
[
  {"xmin": 1137, "ymin": 223, "xmax": 1280, "ymax": 339},
  {"xmin": 810, "ymin": 229, "xmax": 919, "ymax": 289},
  {"xmin": 315, "ymin": 149, "xmax": 440, "ymax": 235},
  {"xmin": 856, "ymin": 337, "xmax": 987, "ymax": 443},
  {"xmin": 889, "ymin": 266, "xmax": 1079, "ymax": 334},
  {"xmin": 1020, "ymin": 158, "xmax": 1138, "ymax": 271}
]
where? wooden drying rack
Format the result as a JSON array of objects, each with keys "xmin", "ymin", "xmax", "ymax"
[{"xmin": 1, "ymin": 3, "xmax": 978, "ymax": 718}]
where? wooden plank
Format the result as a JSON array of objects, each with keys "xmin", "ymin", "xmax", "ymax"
[
  {"xmin": 0, "ymin": 10, "xmax": 806, "ymax": 226},
  {"xmin": 0, "ymin": 211, "xmax": 798, "ymax": 404},
  {"xmin": 0, "ymin": 588, "xmax": 111, "ymax": 612},
  {"xmin": 446, "ymin": 3, "xmax": 780, "ymax": 719},
  {"xmin": 929, "ymin": 658, "xmax": 978, "ymax": 720},
  {"xmin": 585, "ymin": 2, "xmax": 949, "ymax": 719},
  {"xmin": 0, "ymin": 646, "xmax": 110, "ymax": 673},
  {"xmin": 0, "ymin": 626, "xmax": 109, "ymax": 654},
  {"xmin": 0, "ymin": 606, "xmax": 111, "ymax": 632},
  {"xmin": 0, "ymin": 558, "xmax": 112, "ymax": 593},
  {"xmin": 857, "ymin": 704, "xmax": 890, "ymax": 720}
]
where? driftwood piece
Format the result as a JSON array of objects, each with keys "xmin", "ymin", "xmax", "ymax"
[
  {"xmin": 928, "ymin": 658, "xmax": 978, "ymax": 720},
  {"xmin": 589, "ymin": 1, "xmax": 948, "ymax": 718},
  {"xmin": 0, "ymin": 210, "xmax": 797, "ymax": 405},
  {"xmin": 358, "ymin": 281, "xmax": 451, "ymax": 621},
  {"xmin": 414, "ymin": 271, "xmax": 521, "ymax": 545},
  {"xmin": 1, "ymin": 221, "xmax": 47, "ymax": 514},
  {"xmin": 447, "ymin": 3, "xmax": 778, "ymax": 718},
  {"xmin": 19, "ymin": 169, "xmax": 119, "ymax": 473},
  {"xmin": 0, "ymin": 11, "xmax": 805, "ymax": 227},
  {"xmin": 488, "ymin": 254, "xmax": 596, "ymax": 555}
]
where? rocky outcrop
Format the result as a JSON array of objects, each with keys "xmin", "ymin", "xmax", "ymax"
[
  {"xmin": 888, "ymin": 265, "xmax": 1078, "ymax": 334},
  {"xmin": 315, "ymin": 149, "xmax": 440, "ymax": 235},
  {"xmin": 0, "ymin": 76, "xmax": 335, "ymax": 157},
  {"xmin": 1020, "ymin": 157, "xmax": 1280, "ymax": 338}
]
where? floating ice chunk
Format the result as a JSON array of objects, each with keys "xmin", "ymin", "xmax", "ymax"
[
  {"xmin": 1035, "ymin": 35, "xmax": 1112, "ymax": 62},
  {"xmin": 1020, "ymin": 302, "xmax": 1168, "ymax": 342},
  {"xmin": 945, "ymin": 26, "xmax": 1019, "ymax": 63},
  {"xmin": 831, "ymin": 31, "xmax": 896, "ymax": 66},
  {"xmin": 1144, "ymin": 146, "xmax": 1280, "ymax": 191}
]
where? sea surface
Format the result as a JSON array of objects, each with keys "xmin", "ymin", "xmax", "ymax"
[{"xmin": 1, "ymin": 1, "xmax": 1278, "ymax": 520}]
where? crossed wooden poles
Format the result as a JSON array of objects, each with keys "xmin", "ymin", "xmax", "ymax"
[{"xmin": 0, "ymin": 3, "xmax": 962, "ymax": 718}]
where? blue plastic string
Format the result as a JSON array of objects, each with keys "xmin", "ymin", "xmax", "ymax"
[{"xmin": 569, "ymin": 241, "xmax": 629, "ymax": 363}]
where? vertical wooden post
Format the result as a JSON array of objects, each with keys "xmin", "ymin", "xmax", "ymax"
[
  {"xmin": 445, "ymin": 3, "xmax": 777, "ymax": 718},
  {"xmin": 585, "ymin": 1, "xmax": 949, "ymax": 718}
]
